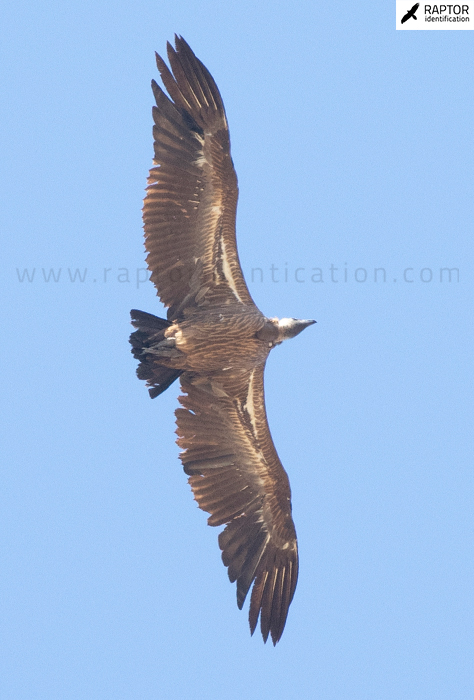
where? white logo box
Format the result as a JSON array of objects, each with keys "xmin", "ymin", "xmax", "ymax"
[{"xmin": 396, "ymin": 1, "xmax": 474, "ymax": 29}]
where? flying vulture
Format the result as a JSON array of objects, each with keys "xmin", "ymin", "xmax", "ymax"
[{"xmin": 130, "ymin": 36, "xmax": 315, "ymax": 645}]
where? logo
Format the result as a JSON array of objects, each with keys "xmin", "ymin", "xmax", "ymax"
[
  {"xmin": 396, "ymin": 1, "xmax": 474, "ymax": 29},
  {"xmin": 401, "ymin": 2, "xmax": 420, "ymax": 22}
]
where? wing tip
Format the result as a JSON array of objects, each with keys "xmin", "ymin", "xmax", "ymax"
[{"xmin": 247, "ymin": 545, "xmax": 298, "ymax": 645}]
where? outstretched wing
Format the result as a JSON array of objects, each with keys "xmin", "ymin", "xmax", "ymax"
[
  {"xmin": 143, "ymin": 36, "xmax": 255, "ymax": 320},
  {"xmin": 176, "ymin": 365, "xmax": 298, "ymax": 645}
]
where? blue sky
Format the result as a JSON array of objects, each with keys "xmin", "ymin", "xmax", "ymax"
[{"xmin": 1, "ymin": 2, "xmax": 473, "ymax": 698}]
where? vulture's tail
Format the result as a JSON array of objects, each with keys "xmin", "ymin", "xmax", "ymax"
[{"xmin": 130, "ymin": 309, "xmax": 182, "ymax": 398}]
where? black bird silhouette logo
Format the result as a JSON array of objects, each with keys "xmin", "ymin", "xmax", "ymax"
[{"xmin": 401, "ymin": 2, "xmax": 420, "ymax": 23}]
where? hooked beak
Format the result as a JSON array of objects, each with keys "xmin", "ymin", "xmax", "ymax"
[
  {"xmin": 277, "ymin": 318, "xmax": 316, "ymax": 341},
  {"xmin": 293, "ymin": 319, "xmax": 316, "ymax": 337}
]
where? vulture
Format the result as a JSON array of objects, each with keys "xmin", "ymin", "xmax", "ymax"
[{"xmin": 130, "ymin": 36, "xmax": 315, "ymax": 645}]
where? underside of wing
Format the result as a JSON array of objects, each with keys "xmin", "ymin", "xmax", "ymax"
[
  {"xmin": 175, "ymin": 366, "xmax": 298, "ymax": 645},
  {"xmin": 143, "ymin": 36, "xmax": 255, "ymax": 320}
]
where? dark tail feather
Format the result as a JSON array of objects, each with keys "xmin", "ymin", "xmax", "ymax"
[
  {"xmin": 129, "ymin": 309, "xmax": 182, "ymax": 398},
  {"xmin": 130, "ymin": 308, "xmax": 171, "ymax": 333}
]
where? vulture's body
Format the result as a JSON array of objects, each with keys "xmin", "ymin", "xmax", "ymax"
[{"xmin": 130, "ymin": 36, "xmax": 314, "ymax": 645}]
